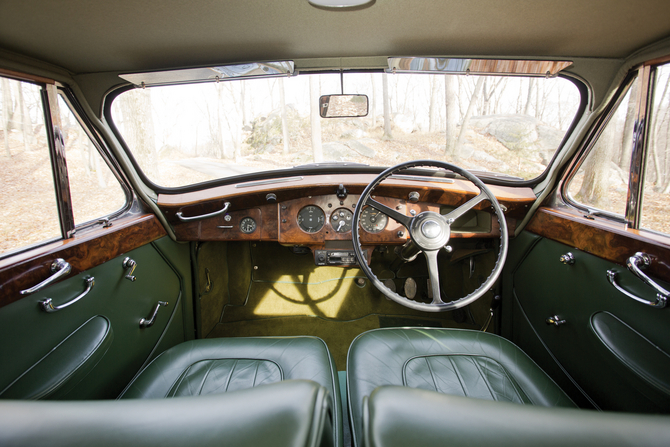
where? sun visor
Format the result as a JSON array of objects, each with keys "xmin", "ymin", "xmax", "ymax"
[
  {"xmin": 120, "ymin": 61, "xmax": 295, "ymax": 87},
  {"xmin": 388, "ymin": 57, "xmax": 572, "ymax": 77}
]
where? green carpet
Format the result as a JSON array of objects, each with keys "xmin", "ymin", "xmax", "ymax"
[{"xmin": 200, "ymin": 241, "xmax": 489, "ymax": 369}]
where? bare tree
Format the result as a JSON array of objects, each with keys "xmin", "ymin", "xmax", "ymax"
[
  {"xmin": 370, "ymin": 74, "xmax": 377, "ymax": 128},
  {"xmin": 119, "ymin": 89, "xmax": 159, "ymax": 180},
  {"xmin": 382, "ymin": 73, "xmax": 392, "ymax": 140},
  {"xmin": 524, "ymin": 79, "xmax": 535, "ymax": 115},
  {"xmin": 452, "ymin": 77, "xmax": 485, "ymax": 161},
  {"xmin": 309, "ymin": 75, "xmax": 323, "ymax": 162},
  {"xmin": 1, "ymin": 78, "xmax": 12, "ymax": 156},
  {"xmin": 444, "ymin": 75, "xmax": 458, "ymax": 157},
  {"xmin": 279, "ymin": 77, "xmax": 290, "ymax": 155},
  {"xmin": 428, "ymin": 76, "xmax": 439, "ymax": 132},
  {"xmin": 577, "ymin": 121, "xmax": 617, "ymax": 208}
]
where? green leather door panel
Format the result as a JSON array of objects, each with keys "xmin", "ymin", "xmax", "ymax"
[
  {"xmin": 510, "ymin": 232, "xmax": 670, "ymax": 412},
  {"xmin": 0, "ymin": 238, "xmax": 183, "ymax": 400}
]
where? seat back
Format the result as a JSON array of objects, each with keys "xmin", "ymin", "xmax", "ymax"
[
  {"xmin": 364, "ymin": 386, "xmax": 670, "ymax": 447},
  {"xmin": 0, "ymin": 380, "xmax": 333, "ymax": 447}
]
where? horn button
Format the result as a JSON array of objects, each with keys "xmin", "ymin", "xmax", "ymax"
[{"xmin": 410, "ymin": 212, "xmax": 451, "ymax": 250}]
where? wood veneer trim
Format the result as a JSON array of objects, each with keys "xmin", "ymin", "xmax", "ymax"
[
  {"xmin": 0, "ymin": 214, "xmax": 166, "ymax": 309},
  {"xmin": 526, "ymin": 207, "xmax": 670, "ymax": 282},
  {"xmin": 157, "ymin": 174, "xmax": 536, "ymax": 207}
]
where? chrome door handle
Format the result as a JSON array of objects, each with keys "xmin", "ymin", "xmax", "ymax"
[
  {"xmin": 139, "ymin": 301, "xmax": 168, "ymax": 328},
  {"xmin": 606, "ymin": 252, "xmax": 669, "ymax": 308},
  {"xmin": 176, "ymin": 202, "xmax": 230, "ymax": 222},
  {"xmin": 40, "ymin": 277, "xmax": 95, "ymax": 313},
  {"xmin": 20, "ymin": 258, "xmax": 72, "ymax": 295}
]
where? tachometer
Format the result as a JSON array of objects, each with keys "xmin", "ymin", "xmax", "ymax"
[
  {"xmin": 297, "ymin": 205, "xmax": 325, "ymax": 233},
  {"xmin": 360, "ymin": 206, "xmax": 388, "ymax": 234}
]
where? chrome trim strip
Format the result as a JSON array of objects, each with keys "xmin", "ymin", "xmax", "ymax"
[
  {"xmin": 390, "ymin": 174, "xmax": 455, "ymax": 184},
  {"xmin": 235, "ymin": 176, "xmax": 304, "ymax": 188}
]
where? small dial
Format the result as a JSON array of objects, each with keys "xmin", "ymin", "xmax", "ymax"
[
  {"xmin": 331, "ymin": 208, "xmax": 353, "ymax": 233},
  {"xmin": 360, "ymin": 206, "xmax": 389, "ymax": 233},
  {"xmin": 297, "ymin": 205, "xmax": 325, "ymax": 233},
  {"xmin": 240, "ymin": 217, "xmax": 257, "ymax": 234}
]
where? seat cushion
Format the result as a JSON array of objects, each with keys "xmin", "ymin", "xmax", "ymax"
[
  {"xmin": 120, "ymin": 336, "xmax": 342, "ymax": 447},
  {"xmin": 347, "ymin": 328, "xmax": 575, "ymax": 447}
]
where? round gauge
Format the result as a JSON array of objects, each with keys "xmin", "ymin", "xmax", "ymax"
[
  {"xmin": 297, "ymin": 205, "xmax": 325, "ymax": 233},
  {"xmin": 360, "ymin": 206, "xmax": 388, "ymax": 234},
  {"xmin": 240, "ymin": 217, "xmax": 257, "ymax": 234},
  {"xmin": 330, "ymin": 208, "xmax": 353, "ymax": 233}
]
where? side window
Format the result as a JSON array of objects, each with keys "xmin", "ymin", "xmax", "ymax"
[
  {"xmin": 0, "ymin": 77, "xmax": 61, "ymax": 255},
  {"xmin": 58, "ymin": 95, "xmax": 127, "ymax": 226},
  {"xmin": 641, "ymin": 63, "xmax": 670, "ymax": 234},
  {"xmin": 566, "ymin": 75, "xmax": 641, "ymax": 217}
]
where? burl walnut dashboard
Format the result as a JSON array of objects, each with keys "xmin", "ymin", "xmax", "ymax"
[{"xmin": 158, "ymin": 173, "xmax": 536, "ymax": 257}]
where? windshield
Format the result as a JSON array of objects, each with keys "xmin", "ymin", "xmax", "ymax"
[{"xmin": 111, "ymin": 72, "xmax": 581, "ymax": 188}]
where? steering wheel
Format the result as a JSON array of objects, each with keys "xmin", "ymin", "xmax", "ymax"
[{"xmin": 352, "ymin": 160, "xmax": 508, "ymax": 312}]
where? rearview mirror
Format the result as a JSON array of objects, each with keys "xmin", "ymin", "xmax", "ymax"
[{"xmin": 319, "ymin": 94, "xmax": 368, "ymax": 118}]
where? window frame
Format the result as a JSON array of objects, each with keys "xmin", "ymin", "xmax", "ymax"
[
  {"xmin": 0, "ymin": 70, "xmax": 132, "ymax": 260},
  {"xmin": 562, "ymin": 57, "xmax": 670, "ymax": 234}
]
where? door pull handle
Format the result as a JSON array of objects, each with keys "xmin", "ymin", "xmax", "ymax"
[
  {"xmin": 139, "ymin": 301, "xmax": 168, "ymax": 328},
  {"xmin": 606, "ymin": 252, "xmax": 668, "ymax": 308},
  {"xmin": 40, "ymin": 277, "xmax": 95, "ymax": 313},
  {"xmin": 176, "ymin": 202, "xmax": 230, "ymax": 222},
  {"xmin": 20, "ymin": 258, "xmax": 72, "ymax": 295}
]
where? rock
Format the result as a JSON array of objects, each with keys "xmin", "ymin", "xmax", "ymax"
[
  {"xmin": 472, "ymin": 150, "xmax": 509, "ymax": 170},
  {"xmin": 322, "ymin": 142, "xmax": 357, "ymax": 161},
  {"xmin": 393, "ymin": 114, "xmax": 414, "ymax": 134},
  {"xmin": 341, "ymin": 128, "xmax": 366, "ymax": 139},
  {"xmin": 344, "ymin": 140, "xmax": 376, "ymax": 158},
  {"xmin": 459, "ymin": 144, "xmax": 475, "ymax": 159},
  {"xmin": 469, "ymin": 114, "xmax": 564, "ymax": 155}
]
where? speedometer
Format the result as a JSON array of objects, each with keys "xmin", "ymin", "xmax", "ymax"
[{"xmin": 360, "ymin": 206, "xmax": 388, "ymax": 234}]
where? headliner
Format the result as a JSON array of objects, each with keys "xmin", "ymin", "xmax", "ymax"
[{"xmin": 1, "ymin": 0, "xmax": 670, "ymax": 75}]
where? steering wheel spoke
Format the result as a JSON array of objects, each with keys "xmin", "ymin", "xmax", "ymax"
[
  {"xmin": 352, "ymin": 160, "xmax": 508, "ymax": 312},
  {"xmin": 365, "ymin": 197, "xmax": 412, "ymax": 228},
  {"xmin": 442, "ymin": 192, "xmax": 488, "ymax": 224},
  {"xmin": 424, "ymin": 250, "xmax": 444, "ymax": 305}
]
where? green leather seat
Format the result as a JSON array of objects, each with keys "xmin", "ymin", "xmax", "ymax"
[
  {"xmin": 346, "ymin": 328, "xmax": 575, "ymax": 447},
  {"xmin": 0, "ymin": 380, "xmax": 334, "ymax": 447},
  {"xmin": 363, "ymin": 386, "xmax": 670, "ymax": 447},
  {"xmin": 120, "ymin": 336, "xmax": 342, "ymax": 447}
]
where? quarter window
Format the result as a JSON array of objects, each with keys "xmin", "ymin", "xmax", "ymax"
[{"xmin": 566, "ymin": 75, "xmax": 641, "ymax": 217}]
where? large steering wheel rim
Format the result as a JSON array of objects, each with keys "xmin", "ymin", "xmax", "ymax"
[{"xmin": 352, "ymin": 160, "xmax": 508, "ymax": 313}]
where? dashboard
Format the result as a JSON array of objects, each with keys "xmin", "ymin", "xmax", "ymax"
[{"xmin": 157, "ymin": 173, "xmax": 536, "ymax": 264}]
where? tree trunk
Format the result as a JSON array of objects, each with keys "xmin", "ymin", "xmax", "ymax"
[
  {"xmin": 17, "ymin": 82, "xmax": 33, "ymax": 152},
  {"xmin": 452, "ymin": 77, "xmax": 485, "ymax": 161},
  {"xmin": 428, "ymin": 76, "xmax": 439, "ymax": 132},
  {"xmin": 382, "ymin": 73, "xmax": 392, "ymax": 140},
  {"xmin": 121, "ymin": 89, "xmax": 158, "ymax": 180},
  {"xmin": 618, "ymin": 79, "xmax": 640, "ymax": 168},
  {"xmin": 309, "ymin": 76, "xmax": 323, "ymax": 162},
  {"xmin": 524, "ymin": 79, "xmax": 535, "ymax": 115},
  {"xmin": 279, "ymin": 77, "xmax": 290, "ymax": 155},
  {"xmin": 370, "ymin": 74, "xmax": 377, "ymax": 128},
  {"xmin": 577, "ymin": 121, "xmax": 617, "ymax": 208},
  {"xmin": 444, "ymin": 75, "xmax": 458, "ymax": 157},
  {"xmin": 1, "ymin": 78, "xmax": 12, "ymax": 156}
]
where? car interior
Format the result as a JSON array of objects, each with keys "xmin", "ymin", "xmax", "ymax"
[{"xmin": 2, "ymin": 1, "xmax": 670, "ymax": 446}]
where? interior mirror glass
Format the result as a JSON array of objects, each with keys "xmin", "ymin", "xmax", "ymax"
[{"xmin": 319, "ymin": 94, "xmax": 368, "ymax": 118}]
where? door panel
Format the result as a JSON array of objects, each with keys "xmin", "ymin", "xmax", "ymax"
[
  {"xmin": 509, "ymin": 208, "xmax": 670, "ymax": 412},
  {"xmin": 0, "ymin": 216, "xmax": 187, "ymax": 400}
]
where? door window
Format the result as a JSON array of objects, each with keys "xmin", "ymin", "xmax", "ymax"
[
  {"xmin": 641, "ymin": 63, "xmax": 670, "ymax": 234},
  {"xmin": 0, "ymin": 77, "xmax": 61, "ymax": 255}
]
